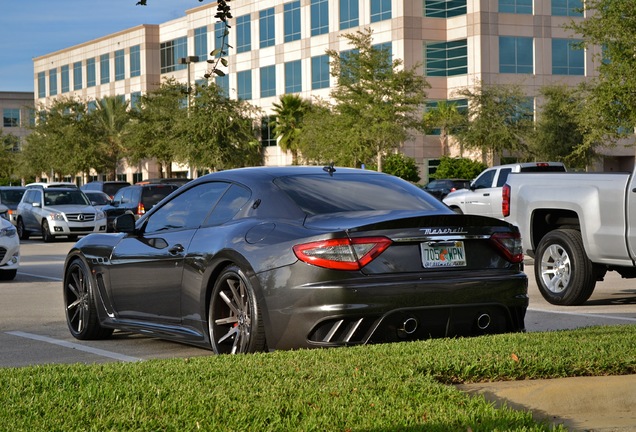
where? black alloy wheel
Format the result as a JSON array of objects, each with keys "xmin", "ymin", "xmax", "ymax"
[
  {"xmin": 209, "ymin": 265, "xmax": 266, "ymax": 354},
  {"xmin": 63, "ymin": 258, "xmax": 113, "ymax": 340}
]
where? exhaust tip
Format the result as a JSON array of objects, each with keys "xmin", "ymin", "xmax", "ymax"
[
  {"xmin": 399, "ymin": 317, "xmax": 418, "ymax": 336},
  {"xmin": 476, "ymin": 313, "xmax": 491, "ymax": 330}
]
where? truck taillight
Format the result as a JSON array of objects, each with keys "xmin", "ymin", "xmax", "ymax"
[
  {"xmin": 502, "ymin": 184, "xmax": 511, "ymax": 217},
  {"xmin": 137, "ymin": 203, "xmax": 145, "ymax": 215}
]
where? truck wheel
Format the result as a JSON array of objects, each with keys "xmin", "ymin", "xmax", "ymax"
[{"xmin": 534, "ymin": 229, "xmax": 595, "ymax": 306}]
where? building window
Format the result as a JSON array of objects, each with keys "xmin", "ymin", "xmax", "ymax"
[
  {"xmin": 88, "ymin": 100, "xmax": 98, "ymax": 112},
  {"xmin": 237, "ymin": 70, "xmax": 252, "ymax": 100},
  {"xmin": 261, "ymin": 116, "xmax": 277, "ymax": 147},
  {"xmin": 130, "ymin": 91, "xmax": 142, "ymax": 110},
  {"xmin": 370, "ymin": 0, "xmax": 391, "ymax": 22},
  {"xmin": 100, "ymin": 53, "xmax": 110, "ymax": 84},
  {"xmin": 214, "ymin": 22, "xmax": 229, "ymax": 58},
  {"xmin": 340, "ymin": 0, "xmax": 359, "ymax": 30},
  {"xmin": 552, "ymin": 0, "xmax": 583, "ymax": 17},
  {"xmin": 499, "ymin": 0, "xmax": 532, "ymax": 14},
  {"xmin": 424, "ymin": 0, "xmax": 467, "ymax": 18},
  {"xmin": 61, "ymin": 65, "xmax": 70, "ymax": 93},
  {"xmin": 160, "ymin": 36, "xmax": 187, "ymax": 74},
  {"xmin": 552, "ymin": 38, "xmax": 584, "ymax": 75},
  {"xmin": 73, "ymin": 61, "xmax": 82, "ymax": 90},
  {"xmin": 311, "ymin": 55, "xmax": 330, "ymax": 89},
  {"xmin": 130, "ymin": 45, "xmax": 141, "ymax": 77},
  {"xmin": 425, "ymin": 99, "xmax": 468, "ymax": 135},
  {"xmin": 87, "ymin": 58, "xmax": 96, "ymax": 87},
  {"xmin": 260, "ymin": 65, "xmax": 277, "ymax": 98},
  {"xmin": 216, "ymin": 74, "xmax": 229, "ymax": 97},
  {"xmin": 425, "ymin": 39, "xmax": 468, "ymax": 76},
  {"xmin": 259, "ymin": 8, "xmax": 275, "ymax": 48},
  {"xmin": 499, "ymin": 36, "xmax": 533, "ymax": 74},
  {"xmin": 3, "ymin": 109, "xmax": 20, "ymax": 128},
  {"xmin": 115, "ymin": 49, "xmax": 125, "ymax": 81},
  {"xmin": 373, "ymin": 42, "xmax": 393, "ymax": 64},
  {"xmin": 284, "ymin": 1, "xmax": 301, "ymax": 43},
  {"xmin": 194, "ymin": 27, "xmax": 208, "ymax": 60},
  {"xmin": 285, "ymin": 60, "xmax": 302, "ymax": 93},
  {"xmin": 311, "ymin": 0, "xmax": 329, "ymax": 36},
  {"xmin": 236, "ymin": 14, "xmax": 252, "ymax": 53},
  {"xmin": 49, "ymin": 68, "xmax": 58, "ymax": 96},
  {"xmin": 132, "ymin": 173, "xmax": 143, "ymax": 184},
  {"xmin": 37, "ymin": 72, "xmax": 46, "ymax": 98}
]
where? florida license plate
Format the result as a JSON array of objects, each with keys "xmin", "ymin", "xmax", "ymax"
[{"xmin": 421, "ymin": 241, "xmax": 466, "ymax": 268}]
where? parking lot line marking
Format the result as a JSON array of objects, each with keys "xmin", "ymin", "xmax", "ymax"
[
  {"xmin": 6, "ymin": 331, "xmax": 142, "ymax": 363},
  {"xmin": 16, "ymin": 272, "xmax": 62, "ymax": 282},
  {"xmin": 528, "ymin": 307, "xmax": 636, "ymax": 322}
]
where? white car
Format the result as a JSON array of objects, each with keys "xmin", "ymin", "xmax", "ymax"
[
  {"xmin": 16, "ymin": 188, "xmax": 107, "ymax": 242},
  {"xmin": 0, "ymin": 205, "xmax": 19, "ymax": 280},
  {"xmin": 443, "ymin": 162, "xmax": 566, "ymax": 219}
]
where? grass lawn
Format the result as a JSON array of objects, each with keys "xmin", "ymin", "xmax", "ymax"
[{"xmin": 1, "ymin": 325, "xmax": 635, "ymax": 431}]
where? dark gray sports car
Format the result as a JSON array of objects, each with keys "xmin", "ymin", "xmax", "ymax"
[{"xmin": 63, "ymin": 166, "xmax": 528, "ymax": 354}]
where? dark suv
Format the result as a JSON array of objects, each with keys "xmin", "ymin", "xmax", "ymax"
[
  {"xmin": 102, "ymin": 183, "xmax": 179, "ymax": 231},
  {"xmin": 81, "ymin": 181, "xmax": 130, "ymax": 199}
]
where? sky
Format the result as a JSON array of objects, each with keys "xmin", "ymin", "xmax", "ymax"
[{"xmin": 1, "ymin": 0, "xmax": 207, "ymax": 92}]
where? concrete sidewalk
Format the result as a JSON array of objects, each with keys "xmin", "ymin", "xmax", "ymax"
[{"xmin": 457, "ymin": 375, "xmax": 636, "ymax": 431}]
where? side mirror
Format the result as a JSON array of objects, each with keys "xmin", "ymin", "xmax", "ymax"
[
  {"xmin": 0, "ymin": 204, "xmax": 8, "ymax": 215},
  {"xmin": 114, "ymin": 213, "xmax": 136, "ymax": 233}
]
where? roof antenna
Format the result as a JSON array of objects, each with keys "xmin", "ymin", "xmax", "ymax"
[{"xmin": 323, "ymin": 162, "xmax": 336, "ymax": 176}]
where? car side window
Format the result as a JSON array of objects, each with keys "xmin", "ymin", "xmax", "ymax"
[
  {"xmin": 144, "ymin": 182, "xmax": 230, "ymax": 234},
  {"xmin": 496, "ymin": 168, "xmax": 513, "ymax": 187},
  {"xmin": 472, "ymin": 169, "xmax": 496, "ymax": 189},
  {"xmin": 203, "ymin": 184, "xmax": 251, "ymax": 227}
]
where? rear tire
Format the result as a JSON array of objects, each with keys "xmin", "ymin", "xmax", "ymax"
[
  {"xmin": 63, "ymin": 258, "xmax": 113, "ymax": 340},
  {"xmin": 534, "ymin": 229, "xmax": 595, "ymax": 306},
  {"xmin": 208, "ymin": 265, "xmax": 266, "ymax": 354}
]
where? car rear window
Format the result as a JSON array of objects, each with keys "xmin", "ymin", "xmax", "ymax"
[
  {"xmin": 274, "ymin": 173, "xmax": 442, "ymax": 215},
  {"xmin": 519, "ymin": 165, "xmax": 566, "ymax": 173},
  {"xmin": 141, "ymin": 185, "xmax": 179, "ymax": 210},
  {"xmin": 103, "ymin": 183, "xmax": 130, "ymax": 197},
  {"xmin": 0, "ymin": 189, "xmax": 25, "ymax": 205}
]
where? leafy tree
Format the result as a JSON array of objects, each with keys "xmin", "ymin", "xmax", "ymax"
[
  {"xmin": 368, "ymin": 153, "xmax": 421, "ymax": 183},
  {"xmin": 301, "ymin": 28, "xmax": 429, "ymax": 171},
  {"xmin": 127, "ymin": 78, "xmax": 187, "ymax": 178},
  {"xmin": 175, "ymin": 82, "xmax": 262, "ymax": 171},
  {"xmin": 21, "ymin": 97, "xmax": 97, "ymax": 180},
  {"xmin": 0, "ymin": 130, "xmax": 20, "ymax": 181},
  {"xmin": 454, "ymin": 82, "xmax": 533, "ymax": 164},
  {"xmin": 90, "ymin": 95, "xmax": 132, "ymax": 179},
  {"xmin": 423, "ymin": 100, "xmax": 466, "ymax": 156},
  {"xmin": 272, "ymin": 94, "xmax": 311, "ymax": 165},
  {"xmin": 567, "ymin": 0, "xmax": 636, "ymax": 152},
  {"xmin": 529, "ymin": 85, "xmax": 592, "ymax": 169},
  {"xmin": 430, "ymin": 156, "xmax": 487, "ymax": 181}
]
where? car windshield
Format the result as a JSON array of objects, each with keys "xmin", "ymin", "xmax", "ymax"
[
  {"xmin": 0, "ymin": 189, "xmax": 25, "ymax": 205},
  {"xmin": 44, "ymin": 190, "xmax": 91, "ymax": 206},
  {"xmin": 274, "ymin": 173, "xmax": 442, "ymax": 215}
]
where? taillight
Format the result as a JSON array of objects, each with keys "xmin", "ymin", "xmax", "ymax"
[
  {"xmin": 450, "ymin": 187, "xmax": 456, "ymax": 192},
  {"xmin": 293, "ymin": 237, "xmax": 392, "ymax": 271},
  {"xmin": 502, "ymin": 184, "xmax": 511, "ymax": 217},
  {"xmin": 490, "ymin": 232, "xmax": 523, "ymax": 263},
  {"xmin": 137, "ymin": 203, "xmax": 145, "ymax": 215}
]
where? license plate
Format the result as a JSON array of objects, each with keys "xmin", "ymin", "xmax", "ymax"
[{"xmin": 421, "ymin": 241, "xmax": 466, "ymax": 268}]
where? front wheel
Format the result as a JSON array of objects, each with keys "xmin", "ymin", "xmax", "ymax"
[
  {"xmin": 17, "ymin": 218, "xmax": 29, "ymax": 240},
  {"xmin": 63, "ymin": 258, "xmax": 113, "ymax": 340},
  {"xmin": 208, "ymin": 265, "xmax": 266, "ymax": 354},
  {"xmin": 41, "ymin": 220, "xmax": 54, "ymax": 243},
  {"xmin": 534, "ymin": 229, "xmax": 595, "ymax": 306}
]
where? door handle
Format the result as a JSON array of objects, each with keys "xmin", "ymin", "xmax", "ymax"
[
  {"xmin": 169, "ymin": 244, "xmax": 185, "ymax": 255},
  {"xmin": 483, "ymin": 193, "xmax": 490, "ymax": 196}
]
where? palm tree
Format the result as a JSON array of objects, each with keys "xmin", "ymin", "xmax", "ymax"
[
  {"xmin": 272, "ymin": 94, "xmax": 311, "ymax": 165},
  {"xmin": 423, "ymin": 100, "xmax": 465, "ymax": 156},
  {"xmin": 91, "ymin": 96, "xmax": 131, "ymax": 179}
]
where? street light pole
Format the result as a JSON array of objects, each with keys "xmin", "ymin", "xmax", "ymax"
[
  {"xmin": 178, "ymin": 55, "xmax": 200, "ymax": 180},
  {"xmin": 178, "ymin": 55, "xmax": 200, "ymax": 113}
]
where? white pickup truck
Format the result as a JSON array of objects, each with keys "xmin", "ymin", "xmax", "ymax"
[
  {"xmin": 443, "ymin": 162, "xmax": 566, "ymax": 219},
  {"xmin": 503, "ymin": 169, "xmax": 636, "ymax": 305}
]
